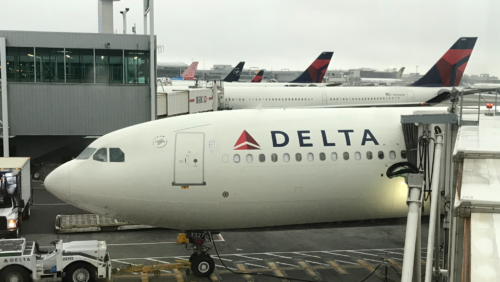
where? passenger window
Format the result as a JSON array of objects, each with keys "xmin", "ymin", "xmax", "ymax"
[
  {"xmin": 296, "ymin": 153, "xmax": 302, "ymax": 162},
  {"xmin": 331, "ymin": 152, "xmax": 338, "ymax": 161},
  {"xmin": 307, "ymin": 153, "xmax": 314, "ymax": 162},
  {"xmin": 271, "ymin": 154, "xmax": 278, "ymax": 162},
  {"xmin": 319, "ymin": 152, "xmax": 326, "ymax": 161},
  {"xmin": 355, "ymin": 152, "xmax": 361, "ymax": 160},
  {"xmin": 283, "ymin": 153, "xmax": 290, "ymax": 162},
  {"xmin": 77, "ymin": 147, "xmax": 96, "ymax": 160},
  {"xmin": 343, "ymin": 152, "xmax": 349, "ymax": 160},
  {"xmin": 110, "ymin": 148, "xmax": 125, "ymax": 162},
  {"xmin": 233, "ymin": 154, "xmax": 240, "ymax": 163},
  {"xmin": 246, "ymin": 154, "xmax": 253, "ymax": 163},
  {"xmin": 401, "ymin": 150, "xmax": 407, "ymax": 159},
  {"xmin": 378, "ymin": 151, "xmax": 384, "ymax": 159},
  {"xmin": 259, "ymin": 154, "xmax": 265, "ymax": 162},
  {"xmin": 389, "ymin": 151, "xmax": 396, "ymax": 159},
  {"xmin": 93, "ymin": 148, "xmax": 108, "ymax": 162},
  {"xmin": 366, "ymin": 151, "xmax": 373, "ymax": 160}
]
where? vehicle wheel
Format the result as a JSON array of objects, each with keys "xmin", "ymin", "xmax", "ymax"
[
  {"xmin": 190, "ymin": 253, "xmax": 215, "ymax": 277},
  {"xmin": 64, "ymin": 263, "xmax": 96, "ymax": 282},
  {"xmin": 189, "ymin": 252, "xmax": 198, "ymax": 262},
  {"xmin": 0, "ymin": 265, "xmax": 30, "ymax": 282},
  {"xmin": 23, "ymin": 204, "xmax": 30, "ymax": 220},
  {"xmin": 33, "ymin": 172, "xmax": 40, "ymax": 180}
]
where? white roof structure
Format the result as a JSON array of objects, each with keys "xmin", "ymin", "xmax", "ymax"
[{"xmin": 0, "ymin": 157, "xmax": 29, "ymax": 170}]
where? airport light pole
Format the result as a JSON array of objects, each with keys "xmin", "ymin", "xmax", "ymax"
[
  {"xmin": 120, "ymin": 8, "xmax": 129, "ymax": 34},
  {"xmin": 416, "ymin": 66, "xmax": 418, "ymax": 75}
]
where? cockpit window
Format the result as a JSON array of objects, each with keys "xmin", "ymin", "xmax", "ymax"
[
  {"xmin": 110, "ymin": 148, "xmax": 125, "ymax": 162},
  {"xmin": 93, "ymin": 148, "xmax": 108, "ymax": 162},
  {"xmin": 76, "ymin": 148, "xmax": 96, "ymax": 160}
]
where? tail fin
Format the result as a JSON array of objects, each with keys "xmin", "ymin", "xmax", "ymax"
[
  {"xmin": 251, "ymin": 70, "xmax": 264, "ymax": 83},
  {"xmin": 181, "ymin": 62, "xmax": 199, "ymax": 80},
  {"xmin": 411, "ymin": 37, "xmax": 477, "ymax": 87},
  {"xmin": 223, "ymin": 62, "xmax": 245, "ymax": 82},
  {"xmin": 397, "ymin": 67, "xmax": 405, "ymax": 78},
  {"xmin": 290, "ymin": 52, "xmax": 333, "ymax": 83}
]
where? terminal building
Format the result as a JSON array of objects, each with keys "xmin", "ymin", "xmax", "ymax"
[{"xmin": 0, "ymin": 30, "xmax": 156, "ymax": 164}]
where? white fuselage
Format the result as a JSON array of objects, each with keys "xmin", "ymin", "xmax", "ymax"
[
  {"xmin": 45, "ymin": 107, "xmax": 436, "ymax": 231},
  {"xmin": 223, "ymin": 86, "xmax": 447, "ymax": 109}
]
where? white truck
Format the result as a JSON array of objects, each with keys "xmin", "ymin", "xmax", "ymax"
[
  {"xmin": 0, "ymin": 238, "xmax": 111, "ymax": 282},
  {"xmin": 0, "ymin": 158, "xmax": 33, "ymax": 238}
]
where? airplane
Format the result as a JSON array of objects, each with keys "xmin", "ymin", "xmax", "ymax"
[
  {"xmin": 222, "ymin": 37, "xmax": 479, "ymax": 109},
  {"xmin": 222, "ymin": 62, "xmax": 245, "ymax": 82},
  {"xmin": 224, "ymin": 52, "xmax": 335, "ymax": 87},
  {"xmin": 45, "ymin": 106, "xmax": 436, "ymax": 276},
  {"xmin": 359, "ymin": 67, "xmax": 405, "ymax": 85},
  {"xmin": 250, "ymin": 70, "xmax": 264, "ymax": 83},
  {"xmin": 171, "ymin": 61, "xmax": 199, "ymax": 80}
]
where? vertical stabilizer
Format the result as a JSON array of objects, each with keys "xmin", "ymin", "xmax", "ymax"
[
  {"xmin": 223, "ymin": 62, "xmax": 245, "ymax": 82},
  {"xmin": 411, "ymin": 37, "xmax": 477, "ymax": 87},
  {"xmin": 181, "ymin": 62, "xmax": 199, "ymax": 80},
  {"xmin": 397, "ymin": 67, "xmax": 405, "ymax": 78},
  {"xmin": 290, "ymin": 52, "xmax": 333, "ymax": 83},
  {"xmin": 251, "ymin": 70, "xmax": 264, "ymax": 83}
]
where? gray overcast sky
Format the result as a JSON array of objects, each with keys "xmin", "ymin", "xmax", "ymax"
[{"xmin": 1, "ymin": 0, "xmax": 499, "ymax": 76}]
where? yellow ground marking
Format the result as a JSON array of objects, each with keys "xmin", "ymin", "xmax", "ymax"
[
  {"xmin": 268, "ymin": 261, "xmax": 289, "ymax": 281},
  {"xmin": 358, "ymin": 259, "xmax": 375, "ymax": 272},
  {"xmin": 297, "ymin": 260, "xmax": 321, "ymax": 280},
  {"xmin": 236, "ymin": 263, "xmax": 254, "ymax": 282},
  {"xmin": 328, "ymin": 260, "xmax": 348, "ymax": 274},
  {"xmin": 387, "ymin": 258, "xmax": 402, "ymax": 269}
]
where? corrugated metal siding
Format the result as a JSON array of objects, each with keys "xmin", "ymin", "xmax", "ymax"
[
  {"xmin": 3, "ymin": 84, "xmax": 150, "ymax": 135},
  {"xmin": 0, "ymin": 30, "xmax": 150, "ymax": 50}
]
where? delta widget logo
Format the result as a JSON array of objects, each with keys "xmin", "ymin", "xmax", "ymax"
[{"xmin": 234, "ymin": 130, "xmax": 260, "ymax": 150}]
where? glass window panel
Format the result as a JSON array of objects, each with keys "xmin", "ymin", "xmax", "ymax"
[
  {"xmin": 259, "ymin": 154, "xmax": 265, "ymax": 162},
  {"xmin": 35, "ymin": 48, "xmax": 65, "ymax": 83},
  {"xmin": 246, "ymin": 154, "xmax": 253, "ymax": 163},
  {"xmin": 65, "ymin": 49, "xmax": 94, "ymax": 83},
  {"xmin": 343, "ymin": 152, "xmax": 349, "ymax": 160},
  {"xmin": 271, "ymin": 154, "xmax": 278, "ymax": 162},
  {"xmin": 93, "ymin": 148, "xmax": 107, "ymax": 162},
  {"xmin": 389, "ymin": 150, "xmax": 396, "ymax": 159},
  {"xmin": 367, "ymin": 151, "xmax": 373, "ymax": 160},
  {"xmin": 378, "ymin": 151, "xmax": 384, "ymax": 159},
  {"xmin": 307, "ymin": 153, "xmax": 314, "ymax": 162},
  {"xmin": 95, "ymin": 49, "xmax": 123, "ymax": 84},
  {"xmin": 283, "ymin": 153, "xmax": 290, "ymax": 162},
  {"xmin": 4, "ymin": 47, "xmax": 35, "ymax": 82},
  {"xmin": 295, "ymin": 153, "xmax": 302, "ymax": 162},
  {"xmin": 76, "ymin": 148, "xmax": 96, "ymax": 160},
  {"xmin": 125, "ymin": 50, "xmax": 150, "ymax": 84},
  {"xmin": 110, "ymin": 148, "xmax": 125, "ymax": 162},
  {"xmin": 95, "ymin": 49, "xmax": 110, "ymax": 83},
  {"xmin": 355, "ymin": 152, "xmax": 361, "ymax": 160},
  {"xmin": 233, "ymin": 154, "xmax": 240, "ymax": 163},
  {"xmin": 401, "ymin": 150, "xmax": 407, "ymax": 159},
  {"xmin": 331, "ymin": 152, "xmax": 338, "ymax": 161},
  {"xmin": 319, "ymin": 153, "xmax": 326, "ymax": 161}
]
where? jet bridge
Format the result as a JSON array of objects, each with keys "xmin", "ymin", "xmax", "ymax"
[{"xmin": 396, "ymin": 91, "xmax": 500, "ymax": 282}]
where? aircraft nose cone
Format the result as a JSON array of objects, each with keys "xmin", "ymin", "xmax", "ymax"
[{"xmin": 45, "ymin": 162, "xmax": 70, "ymax": 202}]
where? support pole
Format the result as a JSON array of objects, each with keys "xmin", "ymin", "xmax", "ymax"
[
  {"xmin": 413, "ymin": 207, "xmax": 422, "ymax": 282},
  {"xmin": 424, "ymin": 130, "xmax": 444, "ymax": 282},
  {"xmin": 143, "ymin": 0, "xmax": 148, "ymax": 35},
  {"xmin": 149, "ymin": 0, "xmax": 156, "ymax": 120},
  {"xmin": 0, "ymin": 38, "xmax": 9, "ymax": 157},
  {"xmin": 212, "ymin": 82, "xmax": 218, "ymax": 112},
  {"xmin": 401, "ymin": 174, "xmax": 424, "ymax": 282}
]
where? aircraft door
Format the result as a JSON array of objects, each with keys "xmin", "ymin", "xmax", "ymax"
[
  {"xmin": 406, "ymin": 91, "xmax": 415, "ymax": 102},
  {"xmin": 173, "ymin": 133, "xmax": 206, "ymax": 186},
  {"xmin": 322, "ymin": 94, "xmax": 327, "ymax": 105}
]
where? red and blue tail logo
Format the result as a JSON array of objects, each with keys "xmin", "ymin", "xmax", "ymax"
[
  {"xmin": 234, "ymin": 130, "xmax": 260, "ymax": 150},
  {"xmin": 411, "ymin": 37, "xmax": 477, "ymax": 87},
  {"xmin": 251, "ymin": 70, "xmax": 264, "ymax": 83},
  {"xmin": 291, "ymin": 52, "xmax": 333, "ymax": 83}
]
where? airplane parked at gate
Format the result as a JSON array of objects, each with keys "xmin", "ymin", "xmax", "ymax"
[
  {"xmin": 45, "ymin": 106, "xmax": 440, "ymax": 276},
  {"xmin": 222, "ymin": 62, "xmax": 245, "ymax": 82},
  {"xmin": 222, "ymin": 37, "xmax": 479, "ymax": 109}
]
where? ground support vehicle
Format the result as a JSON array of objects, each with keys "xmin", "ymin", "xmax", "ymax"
[{"xmin": 0, "ymin": 158, "xmax": 33, "ymax": 238}]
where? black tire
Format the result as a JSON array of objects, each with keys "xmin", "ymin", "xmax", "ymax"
[
  {"xmin": 189, "ymin": 252, "xmax": 198, "ymax": 262},
  {"xmin": 0, "ymin": 265, "xmax": 30, "ymax": 282},
  {"xmin": 64, "ymin": 263, "xmax": 96, "ymax": 282},
  {"xmin": 191, "ymin": 253, "xmax": 215, "ymax": 277},
  {"xmin": 23, "ymin": 204, "xmax": 30, "ymax": 220},
  {"xmin": 33, "ymin": 172, "xmax": 40, "ymax": 180}
]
